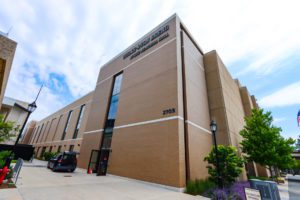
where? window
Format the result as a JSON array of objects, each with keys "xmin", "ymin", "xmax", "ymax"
[
  {"xmin": 52, "ymin": 115, "xmax": 63, "ymax": 141},
  {"xmin": 101, "ymin": 73, "xmax": 123, "ymax": 148},
  {"xmin": 57, "ymin": 146, "xmax": 62, "ymax": 153},
  {"xmin": 40, "ymin": 121, "xmax": 49, "ymax": 142},
  {"xmin": 45, "ymin": 118, "xmax": 55, "ymax": 142},
  {"xmin": 31, "ymin": 126, "xmax": 40, "ymax": 144},
  {"xmin": 49, "ymin": 146, "xmax": 53, "ymax": 153},
  {"xmin": 73, "ymin": 105, "xmax": 86, "ymax": 139},
  {"xmin": 36, "ymin": 147, "xmax": 40, "ymax": 157},
  {"xmin": 112, "ymin": 74, "xmax": 123, "ymax": 95},
  {"xmin": 61, "ymin": 111, "xmax": 73, "ymax": 140},
  {"xmin": 69, "ymin": 145, "xmax": 74, "ymax": 152},
  {"xmin": 41, "ymin": 147, "xmax": 46, "ymax": 158},
  {"xmin": 108, "ymin": 95, "xmax": 119, "ymax": 120},
  {"xmin": 36, "ymin": 124, "xmax": 44, "ymax": 143}
]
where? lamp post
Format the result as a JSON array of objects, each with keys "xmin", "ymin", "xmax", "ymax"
[
  {"xmin": 210, "ymin": 120, "xmax": 223, "ymax": 188},
  {"xmin": 13, "ymin": 101, "xmax": 37, "ymax": 148},
  {"xmin": 5, "ymin": 85, "xmax": 43, "ymax": 167}
]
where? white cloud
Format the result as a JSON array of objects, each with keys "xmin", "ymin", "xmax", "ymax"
[
  {"xmin": 1, "ymin": 0, "xmax": 300, "ymax": 121},
  {"xmin": 259, "ymin": 82, "xmax": 300, "ymax": 108},
  {"xmin": 273, "ymin": 117, "xmax": 287, "ymax": 124}
]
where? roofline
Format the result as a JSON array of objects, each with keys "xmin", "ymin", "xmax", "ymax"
[{"xmin": 101, "ymin": 13, "xmax": 178, "ymax": 69}]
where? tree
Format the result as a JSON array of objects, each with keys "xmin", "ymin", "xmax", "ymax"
[
  {"xmin": 240, "ymin": 108, "xmax": 295, "ymax": 175},
  {"xmin": 204, "ymin": 145, "xmax": 244, "ymax": 186},
  {"xmin": 0, "ymin": 114, "xmax": 19, "ymax": 143}
]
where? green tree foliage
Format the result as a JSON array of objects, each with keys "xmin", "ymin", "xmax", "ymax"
[
  {"xmin": 204, "ymin": 145, "xmax": 244, "ymax": 186},
  {"xmin": 240, "ymin": 108, "xmax": 295, "ymax": 171},
  {"xmin": 43, "ymin": 152, "xmax": 58, "ymax": 161},
  {"xmin": 0, "ymin": 114, "xmax": 19, "ymax": 142}
]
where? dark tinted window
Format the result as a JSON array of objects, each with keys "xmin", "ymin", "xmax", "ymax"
[
  {"xmin": 112, "ymin": 74, "xmax": 123, "ymax": 95},
  {"xmin": 108, "ymin": 95, "xmax": 119, "ymax": 120}
]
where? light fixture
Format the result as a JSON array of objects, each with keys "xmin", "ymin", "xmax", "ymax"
[{"xmin": 210, "ymin": 120, "xmax": 217, "ymax": 132}]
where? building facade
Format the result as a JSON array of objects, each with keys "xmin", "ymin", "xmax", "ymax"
[
  {"xmin": 0, "ymin": 32, "xmax": 17, "ymax": 109},
  {"xmin": 24, "ymin": 15, "xmax": 260, "ymax": 189},
  {"xmin": 0, "ymin": 96, "xmax": 29, "ymax": 144}
]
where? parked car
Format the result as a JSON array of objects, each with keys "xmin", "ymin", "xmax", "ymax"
[{"xmin": 47, "ymin": 151, "xmax": 77, "ymax": 172}]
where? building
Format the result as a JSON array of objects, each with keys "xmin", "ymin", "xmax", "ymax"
[
  {"xmin": 20, "ymin": 120, "xmax": 37, "ymax": 144},
  {"xmin": 0, "ymin": 32, "xmax": 17, "ymax": 109},
  {"xmin": 0, "ymin": 96, "xmax": 29, "ymax": 144},
  {"xmin": 23, "ymin": 14, "xmax": 261, "ymax": 189}
]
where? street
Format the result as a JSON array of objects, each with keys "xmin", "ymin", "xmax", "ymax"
[{"xmin": 287, "ymin": 175, "xmax": 300, "ymax": 200}]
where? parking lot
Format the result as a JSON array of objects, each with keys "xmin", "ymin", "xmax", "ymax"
[{"xmin": 0, "ymin": 160, "xmax": 207, "ymax": 200}]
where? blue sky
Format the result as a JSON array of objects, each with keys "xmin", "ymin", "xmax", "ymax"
[{"xmin": 0, "ymin": 0, "xmax": 300, "ymax": 140}]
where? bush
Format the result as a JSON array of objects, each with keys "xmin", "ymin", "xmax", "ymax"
[
  {"xmin": 43, "ymin": 152, "xmax": 57, "ymax": 161},
  {"xmin": 185, "ymin": 179, "xmax": 216, "ymax": 196},
  {"xmin": 206, "ymin": 181, "xmax": 250, "ymax": 200},
  {"xmin": 0, "ymin": 150, "xmax": 11, "ymax": 168},
  {"xmin": 204, "ymin": 145, "xmax": 245, "ymax": 186}
]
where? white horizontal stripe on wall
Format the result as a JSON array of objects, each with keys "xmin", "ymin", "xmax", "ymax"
[
  {"xmin": 114, "ymin": 115, "xmax": 182, "ymax": 129},
  {"xmin": 185, "ymin": 120, "xmax": 211, "ymax": 134},
  {"xmin": 83, "ymin": 129, "xmax": 104, "ymax": 134}
]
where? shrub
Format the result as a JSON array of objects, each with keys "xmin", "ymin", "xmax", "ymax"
[
  {"xmin": 185, "ymin": 179, "xmax": 216, "ymax": 196},
  {"xmin": 206, "ymin": 181, "xmax": 250, "ymax": 200},
  {"xmin": 0, "ymin": 150, "xmax": 11, "ymax": 168},
  {"xmin": 204, "ymin": 145, "xmax": 245, "ymax": 186},
  {"xmin": 43, "ymin": 152, "xmax": 57, "ymax": 161}
]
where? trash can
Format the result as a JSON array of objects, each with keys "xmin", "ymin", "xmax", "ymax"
[{"xmin": 249, "ymin": 179, "xmax": 280, "ymax": 200}]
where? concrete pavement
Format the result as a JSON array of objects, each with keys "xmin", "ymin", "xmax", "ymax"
[
  {"xmin": 287, "ymin": 175, "xmax": 300, "ymax": 200},
  {"xmin": 0, "ymin": 160, "xmax": 208, "ymax": 200}
]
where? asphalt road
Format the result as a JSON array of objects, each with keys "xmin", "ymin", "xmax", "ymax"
[{"xmin": 288, "ymin": 176, "xmax": 300, "ymax": 200}]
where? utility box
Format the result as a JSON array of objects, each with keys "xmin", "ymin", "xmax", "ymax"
[{"xmin": 249, "ymin": 179, "xmax": 281, "ymax": 200}]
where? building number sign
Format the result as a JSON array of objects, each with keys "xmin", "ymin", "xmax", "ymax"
[{"xmin": 163, "ymin": 108, "xmax": 176, "ymax": 115}]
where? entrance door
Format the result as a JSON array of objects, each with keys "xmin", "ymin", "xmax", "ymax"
[
  {"xmin": 97, "ymin": 149, "xmax": 110, "ymax": 176},
  {"xmin": 88, "ymin": 150, "xmax": 100, "ymax": 173}
]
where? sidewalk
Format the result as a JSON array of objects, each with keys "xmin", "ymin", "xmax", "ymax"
[
  {"xmin": 1, "ymin": 160, "xmax": 209, "ymax": 200},
  {"xmin": 277, "ymin": 179, "xmax": 289, "ymax": 200},
  {"xmin": 22, "ymin": 159, "xmax": 48, "ymax": 167}
]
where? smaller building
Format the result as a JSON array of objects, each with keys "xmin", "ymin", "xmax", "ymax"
[{"xmin": 0, "ymin": 96, "xmax": 29, "ymax": 144}]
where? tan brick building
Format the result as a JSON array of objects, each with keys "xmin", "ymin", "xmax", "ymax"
[
  {"xmin": 23, "ymin": 15, "xmax": 261, "ymax": 189},
  {"xmin": 0, "ymin": 32, "xmax": 17, "ymax": 109}
]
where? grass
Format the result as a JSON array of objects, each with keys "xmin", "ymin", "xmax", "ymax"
[{"xmin": 185, "ymin": 179, "xmax": 216, "ymax": 196}]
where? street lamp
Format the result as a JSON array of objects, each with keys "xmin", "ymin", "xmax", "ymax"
[
  {"xmin": 13, "ymin": 101, "xmax": 37, "ymax": 148},
  {"xmin": 5, "ymin": 85, "xmax": 42, "ymax": 167},
  {"xmin": 210, "ymin": 120, "xmax": 223, "ymax": 188}
]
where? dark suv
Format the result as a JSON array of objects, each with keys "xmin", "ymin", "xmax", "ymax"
[{"xmin": 47, "ymin": 151, "xmax": 77, "ymax": 172}]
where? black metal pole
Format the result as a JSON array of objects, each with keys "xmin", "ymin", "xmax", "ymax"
[
  {"xmin": 213, "ymin": 130, "xmax": 223, "ymax": 188},
  {"xmin": 14, "ymin": 111, "xmax": 31, "ymax": 148},
  {"xmin": 5, "ymin": 111, "xmax": 31, "ymax": 167}
]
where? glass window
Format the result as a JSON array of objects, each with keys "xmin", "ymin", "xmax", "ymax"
[
  {"xmin": 108, "ymin": 95, "xmax": 119, "ymax": 120},
  {"xmin": 62, "ymin": 111, "xmax": 73, "ymax": 140},
  {"xmin": 36, "ymin": 124, "xmax": 44, "ymax": 143},
  {"xmin": 69, "ymin": 145, "xmax": 74, "ymax": 151},
  {"xmin": 112, "ymin": 74, "xmax": 123, "ymax": 95},
  {"xmin": 73, "ymin": 105, "xmax": 85, "ymax": 139},
  {"xmin": 57, "ymin": 146, "xmax": 62, "ymax": 153}
]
